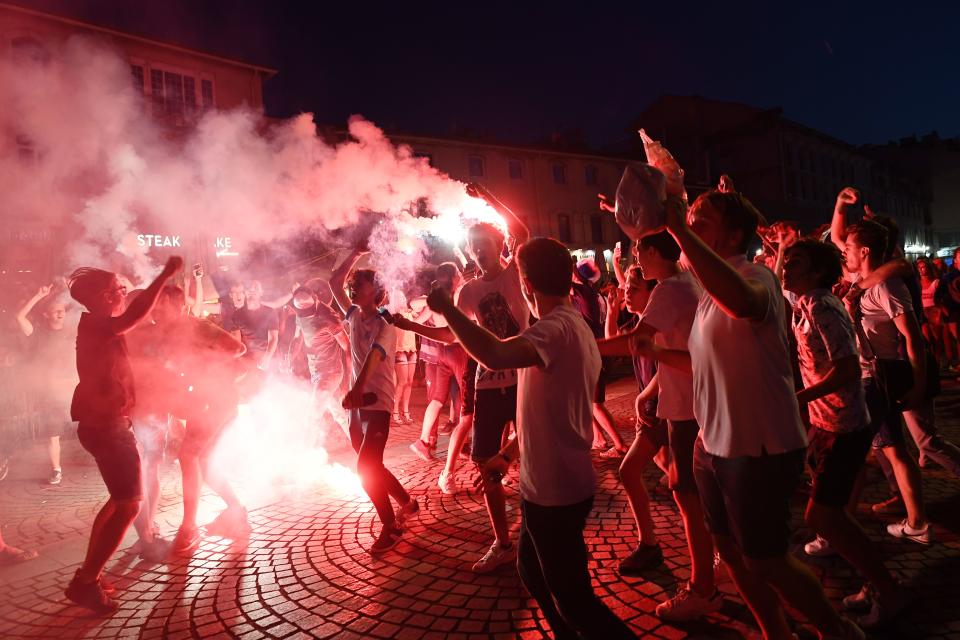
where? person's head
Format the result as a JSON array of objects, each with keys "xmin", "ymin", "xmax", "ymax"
[
  {"xmin": 574, "ymin": 258, "xmax": 601, "ymax": 287},
  {"xmin": 634, "ymin": 231, "xmax": 681, "ymax": 281},
  {"xmin": 870, "ymin": 214, "xmax": 902, "ymax": 260},
  {"xmin": 916, "ymin": 257, "xmax": 937, "ymax": 280},
  {"xmin": 435, "ymin": 262, "xmax": 462, "ymax": 294},
  {"xmin": 843, "ymin": 220, "xmax": 888, "ymax": 273},
  {"xmin": 782, "ymin": 240, "xmax": 844, "ymax": 296},
  {"xmin": 624, "ymin": 266, "xmax": 656, "ymax": 315},
  {"xmin": 154, "ymin": 286, "xmax": 186, "ymax": 324},
  {"xmin": 467, "ymin": 223, "xmax": 506, "ymax": 273},
  {"xmin": 292, "ymin": 286, "xmax": 319, "ymax": 317},
  {"xmin": 68, "ymin": 268, "xmax": 126, "ymax": 316},
  {"xmin": 462, "ymin": 260, "xmax": 478, "ymax": 281},
  {"xmin": 687, "ymin": 190, "xmax": 765, "ymax": 257},
  {"xmin": 954, "ymin": 247, "xmax": 960, "ymax": 271},
  {"xmin": 245, "ymin": 280, "xmax": 264, "ymax": 307},
  {"xmin": 228, "ymin": 282, "xmax": 246, "ymax": 309},
  {"xmin": 933, "ymin": 257, "xmax": 948, "ymax": 274},
  {"xmin": 347, "ymin": 268, "xmax": 385, "ymax": 309},
  {"xmin": 515, "ymin": 237, "xmax": 573, "ymax": 317},
  {"xmin": 42, "ymin": 299, "xmax": 67, "ymax": 330}
]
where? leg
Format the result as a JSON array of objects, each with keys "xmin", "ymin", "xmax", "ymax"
[
  {"xmin": 48, "ymin": 435, "xmax": 61, "ymax": 472},
  {"xmin": 674, "ymin": 490, "xmax": 716, "ymax": 595},
  {"xmin": 517, "ymin": 507, "xmax": 578, "ymax": 640},
  {"xmin": 713, "ymin": 535, "xmax": 793, "ymax": 640},
  {"xmin": 357, "ymin": 411, "xmax": 409, "ymax": 525},
  {"xmin": 903, "ymin": 402, "xmax": 960, "ymax": 478},
  {"xmin": 134, "ymin": 453, "xmax": 161, "ymax": 541},
  {"xmin": 401, "ymin": 363, "xmax": 415, "ymax": 414},
  {"xmin": 418, "ymin": 400, "xmax": 443, "ymax": 443},
  {"xmin": 178, "ymin": 450, "xmax": 202, "ymax": 530},
  {"xmin": 619, "ymin": 432, "xmax": 660, "ymax": 545},
  {"xmin": 593, "ymin": 403, "xmax": 625, "ymax": 451},
  {"xmin": 442, "ymin": 414, "xmax": 473, "ymax": 477},
  {"xmin": 393, "ymin": 361, "xmax": 406, "ymax": 416},
  {"xmin": 77, "ymin": 497, "xmax": 141, "ymax": 582},
  {"xmin": 519, "ymin": 498, "xmax": 637, "ymax": 640},
  {"xmin": 879, "ymin": 443, "xmax": 927, "ymax": 528},
  {"xmin": 479, "ymin": 462, "xmax": 510, "ymax": 543}
]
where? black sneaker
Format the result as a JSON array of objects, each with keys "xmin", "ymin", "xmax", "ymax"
[
  {"xmin": 370, "ymin": 525, "xmax": 403, "ymax": 555},
  {"xmin": 618, "ymin": 544, "xmax": 664, "ymax": 576},
  {"xmin": 65, "ymin": 574, "xmax": 118, "ymax": 614}
]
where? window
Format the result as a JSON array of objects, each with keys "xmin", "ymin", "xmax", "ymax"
[
  {"xmin": 508, "ymin": 158, "xmax": 523, "ymax": 180},
  {"xmin": 148, "ymin": 69, "xmax": 207, "ymax": 119},
  {"xmin": 557, "ymin": 214, "xmax": 572, "ymax": 243},
  {"xmin": 201, "ymin": 79, "xmax": 214, "ymax": 109},
  {"xmin": 131, "ymin": 64, "xmax": 145, "ymax": 93},
  {"xmin": 552, "ymin": 162, "xmax": 567, "ymax": 184},
  {"xmin": 590, "ymin": 215, "xmax": 604, "ymax": 243},
  {"xmin": 584, "ymin": 165, "xmax": 598, "ymax": 186},
  {"xmin": 468, "ymin": 156, "xmax": 485, "ymax": 177}
]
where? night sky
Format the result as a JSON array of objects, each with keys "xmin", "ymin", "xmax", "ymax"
[{"xmin": 15, "ymin": 0, "xmax": 960, "ymax": 148}]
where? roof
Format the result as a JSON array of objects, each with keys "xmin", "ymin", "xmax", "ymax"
[
  {"xmin": 382, "ymin": 131, "xmax": 633, "ymax": 164},
  {"xmin": 0, "ymin": 2, "xmax": 278, "ymax": 76}
]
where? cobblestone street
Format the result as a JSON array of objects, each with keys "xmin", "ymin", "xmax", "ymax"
[{"xmin": 1, "ymin": 377, "xmax": 959, "ymax": 639}]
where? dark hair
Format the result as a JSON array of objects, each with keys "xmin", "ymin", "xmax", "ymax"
[
  {"xmin": 348, "ymin": 269, "xmax": 386, "ymax": 305},
  {"xmin": 915, "ymin": 257, "xmax": 939, "ymax": 280},
  {"xmin": 869, "ymin": 214, "xmax": 902, "ymax": 259},
  {"xmin": 786, "ymin": 239, "xmax": 844, "ymax": 289},
  {"xmin": 638, "ymin": 231, "xmax": 681, "ymax": 261},
  {"xmin": 158, "ymin": 285, "xmax": 185, "ymax": 309},
  {"xmin": 436, "ymin": 261, "xmax": 461, "ymax": 281},
  {"xmin": 692, "ymin": 190, "xmax": 766, "ymax": 253},
  {"xmin": 626, "ymin": 265, "xmax": 657, "ymax": 291},
  {"xmin": 468, "ymin": 222, "xmax": 505, "ymax": 247},
  {"xmin": 516, "ymin": 237, "xmax": 573, "ymax": 296},
  {"xmin": 846, "ymin": 220, "xmax": 888, "ymax": 261},
  {"xmin": 68, "ymin": 267, "xmax": 115, "ymax": 309}
]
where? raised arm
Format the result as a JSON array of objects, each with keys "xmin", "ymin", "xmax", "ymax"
[
  {"xmin": 831, "ymin": 187, "xmax": 859, "ymax": 250},
  {"xmin": 110, "ymin": 257, "xmax": 182, "ymax": 334},
  {"xmin": 466, "ymin": 183, "xmax": 530, "ymax": 248},
  {"xmin": 190, "ymin": 263, "xmax": 204, "ymax": 317},
  {"xmin": 611, "ymin": 243, "xmax": 627, "ymax": 288},
  {"xmin": 427, "ymin": 288, "xmax": 541, "ymax": 370},
  {"xmin": 604, "ymin": 287, "xmax": 624, "ymax": 339},
  {"xmin": 330, "ymin": 249, "xmax": 366, "ymax": 315},
  {"xmin": 16, "ymin": 285, "xmax": 52, "ymax": 336},
  {"xmin": 665, "ymin": 200, "xmax": 768, "ymax": 321}
]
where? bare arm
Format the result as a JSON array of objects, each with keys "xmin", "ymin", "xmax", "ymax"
[
  {"xmin": 190, "ymin": 266, "xmax": 204, "ymax": 317},
  {"xmin": 392, "ymin": 317, "xmax": 456, "ymax": 344},
  {"xmin": 856, "ymin": 258, "xmax": 912, "ymax": 291},
  {"xmin": 430, "ymin": 289, "xmax": 541, "ymax": 370},
  {"xmin": 604, "ymin": 288, "xmax": 625, "ymax": 338},
  {"xmin": 330, "ymin": 249, "xmax": 365, "ymax": 316},
  {"xmin": 110, "ymin": 257, "xmax": 182, "ymax": 334},
  {"xmin": 665, "ymin": 201, "xmax": 768, "ymax": 320},
  {"xmin": 15, "ymin": 285, "xmax": 51, "ymax": 336},
  {"xmin": 342, "ymin": 347, "xmax": 384, "ymax": 408},
  {"xmin": 796, "ymin": 354, "xmax": 860, "ymax": 405},
  {"xmin": 597, "ymin": 322, "xmax": 655, "ymax": 357},
  {"xmin": 894, "ymin": 312, "xmax": 927, "ymax": 409},
  {"xmin": 262, "ymin": 329, "xmax": 279, "ymax": 368},
  {"xmin": 830, "ymin": 187, "xmax": 858, "ymax": 250}
]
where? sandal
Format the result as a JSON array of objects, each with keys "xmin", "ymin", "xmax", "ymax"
[
  {"xmin": 393, "ymin": 412, "xmax": 403, "ymax": 424},
  {"xmin": 0, "ymin": 546, "xmax": 39, "ymax": 565},
  {"xmin": 402, "ymin": 412, "xmax": 414, "ymax": 425}
]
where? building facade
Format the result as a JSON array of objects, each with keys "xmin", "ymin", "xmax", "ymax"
[{"xmin": 635, "ymin": 95, "xmax": 934, "ymax": 256}]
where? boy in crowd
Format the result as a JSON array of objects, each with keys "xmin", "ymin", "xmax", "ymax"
[
  {"xmin": 660, "ymin": 192, "xmax": 863, "ymax": 639},
  {"xmin": 331, "ymin": 249, "xmax": 418, "ymax": 554},
  {"xmin": 65, "ymin": 256, "xmax": 182, "ymax": 613},
  {"xmin": 16, "ymin": 285, "xmax": 77, "ymax": 485},
  {"xmin": 600, "ymin": 232, "xmax": 719, "ymax": 622},
  {"xmin": 229, "ymin": 280, "xmax": 280, "ymax": 371},
  {"xmin": 433, "ymin": 237, "xmax": 637, "ymax": 640},
  {"xmin": 782, "ymin": 239, "xmax": 911, "ymax": 627}
]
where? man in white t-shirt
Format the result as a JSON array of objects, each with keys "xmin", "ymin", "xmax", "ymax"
[
  {"xmin": 430, "ymin": 237, "xmax": 636, "ymax": 640},
  {"xmin": 393, "ymin": 182, "xmax": 530, "ymax": 573},
  {"xmin": 599, "ymin": 231, "xmax": 719, "ymax": 622},
  {"xmin": 330, "ymin": 249, "xmax": 418, "ymax": 555},
  {"xmin": 661, "ymin": 191, "xmax": 863, "ymax": 640}
]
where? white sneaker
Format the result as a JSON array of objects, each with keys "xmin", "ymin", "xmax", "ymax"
[
  {"xmin": 655, "ymin": 583, "xmax": 723, "ymax": 621},
  {"xmin": 438, "ymin": 470, "xmax": 456, "ymax": 494},
  {"xmin": 886, "ymin": 519, "xmax": 932, "ymax": 544},
  {"xmin": 803, "ymin": 535, "xmax": 837, "ymax": 557},
  {"xmin": 472, "ymin": 540, "xmax": 516, "ymax": 573}
]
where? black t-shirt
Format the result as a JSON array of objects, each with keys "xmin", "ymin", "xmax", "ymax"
[
  {"xmin": 229, "ymin": 306, "xmax": 279, "ymax": 357},
  {"xmin": 71, "ymin": 313, "xmax": 135, "ymax": 422},
  {"xmin": 571, "ymin": 281, "xmax": 603, "ymax": 339}
]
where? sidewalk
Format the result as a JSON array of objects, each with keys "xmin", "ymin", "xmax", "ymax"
[{"xmin": 1, "ymin": 376, "xmax": 959, "ymax": 639}]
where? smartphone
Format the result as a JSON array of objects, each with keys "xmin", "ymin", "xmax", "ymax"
[{"xmin": 615, "ymin": 241, "xmax": 622, "ymax": 251}]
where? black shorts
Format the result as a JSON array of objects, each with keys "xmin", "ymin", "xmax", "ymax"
[
  {"xmin": 460, "ymin": 359, "xmax": 478, "ymax": 417},
  {"xmin": 472, "ymin": 386, "xmax": 517, "ymax": 461},
  {"xmin": 865, "ymin": 377, "xmax": 906, "ymax": 449},
  {"xmin": 77, "ymin": 420, "xmax": 142, "ymax": 501},
  {"xmin": 693, "ymin": 438, "xmax": 803, "ymax": 559},
  {"xmin": 666, "ymin": 420, "xmax": 700, "ymax": 494},
  {"xmin": 807, "ymin": 426, "xmax": 873, "ymax": 508}
]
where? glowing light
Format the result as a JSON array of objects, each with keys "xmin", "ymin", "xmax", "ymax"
[{"xmin": 904, "ymin": 244, "xmax": 930, "ymax": 254}]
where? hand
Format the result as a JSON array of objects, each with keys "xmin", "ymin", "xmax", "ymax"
[
  {"xmin": 663, "ymin": 196, "xmax": 688, "ymax": 235},
  {"xmin": 775, "ymin": 224, "xmax": 800, "ymax": 250},
  {"xmin": 613, "ymin": 243, "xmax": 622, "ymax": 262},
  {"xmin": 162, "ymin": 256, "xmax": 184, "ymax": 278},
  {"xmin": 341, "ymin": 386, "xmax": 365, "ymax": 410},
  {"xmin": 192, "ymin": 262, "xmax": 204, "ymax": 279},
  {"xmin": 843, "ymin": 283, "xmax": 865, "ymax": 306},
  {"xmin": 607, "ymin": 286, "xmax": 624, "ymax": 310},
  {"xmin": 36, "ymin": 284, "xmax": 53, "ymax": 298},
  {"xmin": 718, "ymin": 174, "xmax": 734, "ymax": 193},
  {"xmin": 863, "ymin": 204, "xmax": 876, "ymax": 220},
  {"xmin": 473, "ymin": 454, "xmax": 510, "ymax": 492},
  {"xmin": 465, "ymin": 182, "xmax": 493, "ymax": 202},
  {"xmin": 836, "ymin": 187, "xmax": 859, "ymax": 207},
  {"xmin": 426, "ymin": 287, "xmax": 454, "ymax": 314},
  {"xmin": 598, "ymin": 193, "xmax": 616, "ymax": 213},
  {"xmin": 636, "ymin": 412, "xmax": 657, "ymax": 429}
]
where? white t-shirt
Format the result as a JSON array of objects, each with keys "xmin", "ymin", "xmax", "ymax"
[
  {"xmin": 687, "ymin": 256, "xmax": 807, "ymax": 458},
  {"xmin": 856, "ymin": 279, "xmax": 911, "ymax": 376},
  {"xmin": 344, "ymin": 305, "xmax": 397, "ymax": 413},
  {"xmin": 638, "ymin": 270, "xmax": 700, "ymax": 421},
  {"xmin": 517, "ymin": 304, "xmax": 598, "ymax": 506},
  {"xmin": 455, "ymin": 261, "xmax": 530, "ymax": 390}
]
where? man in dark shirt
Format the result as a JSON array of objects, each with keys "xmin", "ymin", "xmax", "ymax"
[{"xmin": 229, "ymin": 280, "xmax": 279, "ymax": 370}]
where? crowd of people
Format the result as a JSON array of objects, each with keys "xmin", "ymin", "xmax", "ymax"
[{"xmin": 0, "ymin": 173, "xmax": 957, "ymax": 640}]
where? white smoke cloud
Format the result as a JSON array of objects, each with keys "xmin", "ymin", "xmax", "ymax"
[{"xmin": 0, "ymin": 35, "xmax": 503, "ymax": 292}]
